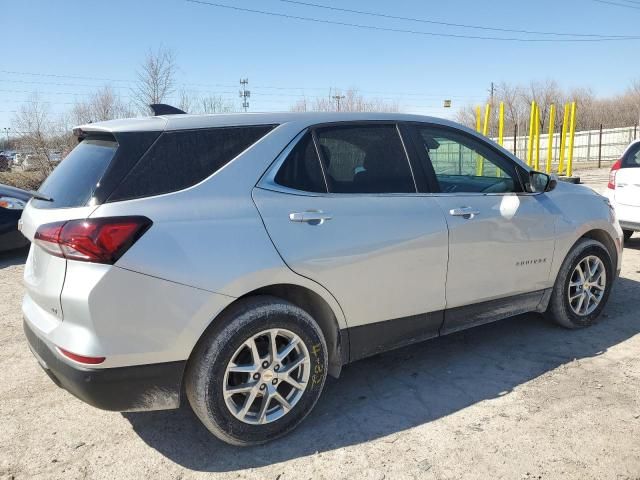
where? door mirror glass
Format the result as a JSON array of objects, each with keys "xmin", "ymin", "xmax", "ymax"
[{"xmin": 528, "ymin": 171, "xmax": 555, "ymax": 193}]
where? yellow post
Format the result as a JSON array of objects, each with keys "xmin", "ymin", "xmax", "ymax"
[
  {"xmin": 566, "ymin": 101, "xmax": 577, "ymax": 178},
  {"xmin": 476, "ymin": 104, "xmax": 491, "ymax": 176},
  {"xmin": 546, "ymin": 104, "xmax": 555, "ymax": 174},
  {"xmin": 558, "ymin": 103, "xmax": 570, "ymax": 174},
  {"xmin": 533, "ymin": 104, "xmax": 540, "ymax": 170},
  {"xmin": 475, "ymin": 106, "xmax": 482, "ymax": 133},
  {"xmin": 527, "ymin": 101, "xmax": 536, "ymax": 166},
  {"xmin": 497, "ymin": 101, "xmax": 504, "ymax": 177}
]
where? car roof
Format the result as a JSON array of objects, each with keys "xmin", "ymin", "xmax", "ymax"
[{"xmin": 75, "ymin": 111, "xmax": 465, "ymax": 134}]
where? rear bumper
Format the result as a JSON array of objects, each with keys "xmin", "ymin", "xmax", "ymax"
[
  {"xmin": 619, "ymin": 220, "xmax": 640, "ymax": 232},
  {"xmin": 24, "ymin": 320, "xmax": 185, "ymax": 412}
]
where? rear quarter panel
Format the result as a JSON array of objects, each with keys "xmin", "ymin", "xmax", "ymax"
[{"xmin": 90, "ymin": 122, "xmax": 348, "ymax": 335}]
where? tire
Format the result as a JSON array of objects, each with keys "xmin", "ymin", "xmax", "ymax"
[
  {"xmin": 546, "ymin": 238, "xmax": 614, "ymax": 329},
  {"xmin": 185, "ymin": 295, "xmax": 328, "ymax": 446},
  {"xmin": 623, "ymin": 230, "xmax": 633, "ymax": 243}
]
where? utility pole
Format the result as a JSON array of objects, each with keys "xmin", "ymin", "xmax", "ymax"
[
  {"xmin": 488, "ymin": 82, "xmax": 496, "ymax": 107},
  {"xmin": 239, "ymin": 78, "xmax": 250, "ymax": 112},
  {"xmin": 332, "ymin": 94, "xmax": 345, "ymax": 112},
  {"xmin": 2, "ymin": 127, "xmax": 10, "ymax": 151}
]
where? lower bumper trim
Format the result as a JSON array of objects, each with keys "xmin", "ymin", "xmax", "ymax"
[
  {"xmin": 619, "ymin": 220, "xmax": 640, "ymax": 232},
  {"xmin": 23, "ymin": 320, "xmax": 186, "ymax": 412}
]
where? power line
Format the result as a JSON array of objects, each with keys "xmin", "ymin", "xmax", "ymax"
[
  {"xmin": 276, "ymin": 0, "xmax": 639, "ymax": 39},
  {"xmin": 0, "ymin": 69, "xmax": 132, "ymax": 83},
  {"xmin": 186, "ymin": 0, "xmax": 640, "ymax": 42},
  {"xmin": 593, "ymin": 0, "xmax": 640, "ymax": 9},
  {"xmin": 0, "ymin": 79, "xmax": 484, "ymax": 102}
]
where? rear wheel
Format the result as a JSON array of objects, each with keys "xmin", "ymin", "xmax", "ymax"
[
  {"xmin": 623, "ymin": 230, "xmax": 633, "ymax": 243},
  {"xmin": 185, "ymin": 296, "xmax": 328, "ymax": 446},
  {"xmin": 546, "ymin": 238, "xmax": 614, "ymax": 329}
]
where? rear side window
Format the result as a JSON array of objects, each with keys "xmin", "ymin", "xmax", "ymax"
[
  {"xmin": 33, "ymin": 138, "xmax": 118, "ymax": 209},
  {"xmin": 315, "ymin": 125, "xmax": 416, "ymax": 194},
  {"xmin": 275, "ymin": 133, "xmax": 327, "ymax": 193},
  {"xmin": 109, "ymin": 125, "xmax": 275, "ymax": 201}
]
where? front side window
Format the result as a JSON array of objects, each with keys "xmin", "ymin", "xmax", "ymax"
[
  {"xmin": 315, "ymin": 124, "xmax": 416, "ymax": 194},
  {"xmin": 415, "ymin": 126, "xmax": 519, "ymax": 194}
]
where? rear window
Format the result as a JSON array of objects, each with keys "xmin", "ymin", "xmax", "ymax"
[
  {"xmin": 622, "ymin": 143, "xmax": 640, "ymax": 168},
  {"xmin": 33, "ymin": 138, "xmax": 118, "ymax": 209},
  {"xmin": 108, "ymin": 125, "xmax": 275, "ymax": 201}
]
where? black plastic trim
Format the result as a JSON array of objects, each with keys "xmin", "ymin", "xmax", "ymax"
[
  {"xmin": 343, "ymin": 289, "xmax": 551, "ymax": 364},
  {"xmin": 440, "ymin": 289, "xmax": 548, "ymax": 335},
  {"xmin": 347, "ymin": 311, "xmax": 443, "ymax": 362},
  {"xmin": 23, "ymin": 320, "xmax": 185, "ymax": 412}
]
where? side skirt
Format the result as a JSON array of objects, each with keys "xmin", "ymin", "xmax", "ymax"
[{"xmin": 343, "ymin": 289, "xmax": 551, "ymax": 364}]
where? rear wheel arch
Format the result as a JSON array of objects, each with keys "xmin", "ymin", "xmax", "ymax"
[
  {"xmin": 188, "ymin": 284, "xmax": 346, "ymax": 379},
  {"xmin": 240, "ymin": 284, "xmax": 346, "ymax": 378}
]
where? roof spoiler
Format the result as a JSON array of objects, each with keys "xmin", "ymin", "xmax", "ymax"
[{"xmin": 149, "ymin": 104, "xmax": 187, "ymax": 116}]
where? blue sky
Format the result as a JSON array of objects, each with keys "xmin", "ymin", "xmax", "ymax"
[{"xmin": 1, "ymin": 0, "xmax": 638, "ymax": 128}]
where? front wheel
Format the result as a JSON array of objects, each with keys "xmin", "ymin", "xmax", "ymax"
[
  {"xmin": 546, "ymin": 238, "xmax": 614, "ymax": 329},
  {"xmin": 185, "ymin": 296, "xmax": 328, "ymax": 446},
  {"xmin": 623, "ymin": 230, "xmax": 633, "ymax": 243}
]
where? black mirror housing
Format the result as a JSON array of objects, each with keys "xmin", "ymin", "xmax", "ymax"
[{"xmin": 528, "ymin": 171, "xmax": 556, "ymax": 193}]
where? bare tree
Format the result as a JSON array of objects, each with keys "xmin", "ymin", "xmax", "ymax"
[
  {"xmin": 12, "ymin": 94, "xmax": 62, "ymax": 176},
  {"xmin": 71, "ymin": 86, "xmax": 135, "ymax": 124},
  {"xmin": 133, "ymin": 47, "xmax": 177, "ymax": 113},
  {"xmin": 290, "ymin": 88, "xmax": 399, "ymax": 113},
  {"xmin": 199, "ymin": 95, "xmax": 234, "ymax": 113}
]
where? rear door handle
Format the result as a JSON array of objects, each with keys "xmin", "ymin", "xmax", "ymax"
[
  {"xmin": 289, "ymin": 210, "xmax": 332, "ymax": 224},
  {"xmin": 449, "ymin": 207, "xmax": 480, "ymax": 219}
]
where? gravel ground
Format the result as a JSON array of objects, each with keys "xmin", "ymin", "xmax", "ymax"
[{"xmin": 1, "ymin": 168, "xmax": 639, "ymax": 480}]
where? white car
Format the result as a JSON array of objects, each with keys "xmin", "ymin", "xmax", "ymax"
[
  {"xmin": 21, "ymin": 111, "xmax": 623, "ymax": 446},
  {"xmin": 605, "ymin": 140, "xmax": 640, "ymax": 242}
]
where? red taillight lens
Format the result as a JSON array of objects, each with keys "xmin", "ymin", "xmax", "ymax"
[
  {"xmin": 34, "ymin": 216, "xmax": 152, "ymax": 264},
  {"xmin": 608, "ymin": 159, "xmax": 622, "ymax": 189},
  {"xmin": 57, "ymin": 347, "xmax": 105, "ymax": 365}
]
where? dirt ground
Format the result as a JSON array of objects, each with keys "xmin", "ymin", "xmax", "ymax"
[{"xmin": 1, "ymin": 168, "xmax": 639, "ymax": 480}]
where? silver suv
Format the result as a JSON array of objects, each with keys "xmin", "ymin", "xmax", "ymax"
[{"xmin": 21, "ymin": 111, "xmax": 622, "ymax": 446}]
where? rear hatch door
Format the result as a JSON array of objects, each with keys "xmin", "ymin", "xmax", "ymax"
[
  {"xmin": 615, "ymin": 168, "xmax": 640, "ymax": 207},
  {"xmin": 21, "ymin": 137, "xmax": 120, "ymax": 322},
  {"xmin": 615, "ymin": 143, "xmax": 640, "ymax": 207}
]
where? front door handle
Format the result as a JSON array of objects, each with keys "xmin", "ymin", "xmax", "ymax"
[
  {"xmin": 449, "ymin": 207, "xmax": 480, "ymax": 219},
  {"xmin": 289, "ymin": 210, "xmax": 332, "ymax": 224}
]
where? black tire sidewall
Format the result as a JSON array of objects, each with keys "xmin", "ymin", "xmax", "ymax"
[
  {"xmin": 193, "ymin": 300, "xmax": 327, "ymax": 445},
  {"xmin": 556, "ymin": 243, "xmax": 613, "ymax": 328}
]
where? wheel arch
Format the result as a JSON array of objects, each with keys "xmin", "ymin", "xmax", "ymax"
[
  {"xmin": 187, "ymin": 283, "xmax": 347, "ymax": 379},
  {"xmin": 239, "ymin": 284, "xmax": 347, "ymax": 378},
  {"xmin": 578, "ymin": 228, "xmax": 619, "ymax": 273}
]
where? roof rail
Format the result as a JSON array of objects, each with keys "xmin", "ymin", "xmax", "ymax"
[{"xmin": 149, "ymin": 104, "xmax": 187, "ymax": 116}]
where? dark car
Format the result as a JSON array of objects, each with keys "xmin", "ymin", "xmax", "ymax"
[{"xmin": 0, "ymin": 183, "xmax": 31, "ymax": 252}]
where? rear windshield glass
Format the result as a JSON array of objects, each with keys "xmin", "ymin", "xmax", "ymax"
[
  {"xmin": 32, "ymin": 138, "xmax": 118, "ymax": 209},
  {"xmin": 108, "ymin": 125, "xmax": 275, "ymax": 202},
  {"xmin": 623, "ymin": 143, "xmax": 640, "ymax": 168}
]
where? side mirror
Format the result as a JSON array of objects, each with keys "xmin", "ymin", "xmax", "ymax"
[{"xmin": 528, "ymin": 171, "xmax": 556, "ymax": 193}]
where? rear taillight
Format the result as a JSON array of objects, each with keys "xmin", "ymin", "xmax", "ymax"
[
  {"xmin": 34, "ymin": 216, "xmax": 152, "ymax": 264},
  {"xmin": 608, "ymin": 159, "xmax": 622, "ymax": 189}
]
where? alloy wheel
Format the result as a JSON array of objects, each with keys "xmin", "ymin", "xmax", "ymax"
[{"xmin": 223, "ymin": 328, "xmax": 310, "ymax": 425}]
